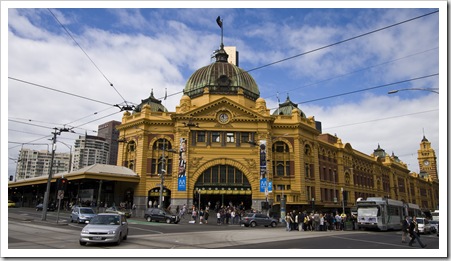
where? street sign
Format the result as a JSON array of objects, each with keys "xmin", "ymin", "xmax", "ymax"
[{"xmin": 57, "ymin": 190, "xmax": 64, "ymax": 200}]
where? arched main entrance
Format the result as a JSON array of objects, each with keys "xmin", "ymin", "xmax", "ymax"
[
  {"xmin": 148, "ymin": 187, "xmax": 171, "ymax": 209},
  {"xmin": 194, "ymin": 164, "xmax": 252, "ymax": 210}
]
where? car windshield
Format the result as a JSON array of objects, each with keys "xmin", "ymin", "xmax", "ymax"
[
  {"xmin": 80, "ymin": 208, "xmax": 95, "ymax": 214},
  {"xmin": 90, "ymin": 215, "xmax": 120, "ymax": 225}
]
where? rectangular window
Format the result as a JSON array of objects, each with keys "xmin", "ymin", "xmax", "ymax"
[
  {"xmin": 241, "ymin": 132, "xmax": 250, "ymax": 143},
  {"xmin": 226, "ymin": 132, "xmax": 235, "ymax": 143},
  {"xmin": 212, "ymin": 132, "xmax": 221, "ymax": 143},
  {"xmin": 197, "ymin": 131, "xmax": 206, "ymax": 142},
  {"xmin": 276, "ymin": 161, "xmax": 284, "ymax": 176}
]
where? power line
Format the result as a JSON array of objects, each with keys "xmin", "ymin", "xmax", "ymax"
[
  {"xmin": 47, "ymin": 8, "xmax": 130, "ymax": 107},
  {"xmin": 294, "ymin": 73, "xmax": 438, "ymax": 106},
  {"xmin": 9, "ymin": 77, "xmax": 115, "ymax": 107},
  {"xmin": 263, "ymin": 47, "xmax": 439, "ymax": 100},
  {"xmin": 163, "ymin": 10, "xmax": 439, "ymax": 101},
  {"xmin": 322, "ymin": 109, "xmax": 438, "ymax": 130}
]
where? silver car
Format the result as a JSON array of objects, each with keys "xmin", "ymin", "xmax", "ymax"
[
  {"xmin": 70, "ymin": 207, "xmax": 97, "ymax": 223},
  {"xmin": 79, "ymin": 213, "xmax": 128, "ymax": 246}
]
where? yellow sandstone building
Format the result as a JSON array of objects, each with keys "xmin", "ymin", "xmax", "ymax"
[{"xmin": 116, "ymin": 44, "xmax": 439, "ymax": 217}]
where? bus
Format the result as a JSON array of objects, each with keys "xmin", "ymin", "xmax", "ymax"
[{"xmin": 356, "ymin": 197, "xmax": 405, "ymax": 231}]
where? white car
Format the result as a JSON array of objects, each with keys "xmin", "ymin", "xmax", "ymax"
[
  {"xmin": 70, "ymin": 207, "xmax": 97, "ymax": 223},
  {"xmin": 429, "ymin": 220, "xmax": 438, "ymax": 233},
  {"xmin": 79, "ymin": 213, "xmax": 129, "ymax": 246},
  {"xmin": 415, "ymin": 217, "xmax": 431, "ymax": 234}
]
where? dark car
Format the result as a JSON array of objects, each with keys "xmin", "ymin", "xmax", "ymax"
[
  {"xmin": 144, "ymin": 208, "xmax": 180, "ymax": 224},
  {"xmin": 35, "ymin": 203, "xmax": 56, "ymax": 211},
  {"xmin": 240, "ymin": 213, "xmax": 278, "ymax": 227}
]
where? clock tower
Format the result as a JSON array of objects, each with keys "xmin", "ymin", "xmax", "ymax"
[{"xmin": 417, "ymin": 135, "xmax": 438, "ymax": 181}]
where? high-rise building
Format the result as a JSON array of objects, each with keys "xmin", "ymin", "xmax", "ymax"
[
  {"xmin": 71, "ymin": 135, "xmax": 110, "ymax": 171},
  {"xmin": 15, "ymin": 148, "xmax": 71, "ymax": 180},
  {"xmin": 97, "ymin": 120, "xmax": 121, "ymax": 165}
]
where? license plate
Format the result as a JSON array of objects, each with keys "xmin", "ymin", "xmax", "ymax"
[{"xmin": 92, "ymin": 236, "xmax": 102, "ymax": 240}]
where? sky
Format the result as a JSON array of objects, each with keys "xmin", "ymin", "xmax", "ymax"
[{"xmin": 4, "ymin": 2, "xmax": 445, "ymax": 181}]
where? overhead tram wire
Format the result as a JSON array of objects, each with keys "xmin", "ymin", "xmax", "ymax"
[
  {"xmin": 263, "ymin": 46, "xmax": 439, "ymax": 100},
  {"xmin": 295, "ymin": 73, "xmax": 438, "ymax": 106},
  {"xmin": 265, "ymin": 73, "xmax": 438, "ymax": 111},
  {"xmin": 9, "ymin": 77, "xmax": 114, "ymax": 107},
  {"xmin": 47, "ymin": 8, "xmax": 133, "ymax": 111},
  {"xmin": 162, "ymin": 10, "xmax": 439, "ymax": 102},
  {"xmin": 322, "ymin": 109, "xmax": 439, "ymax": 130}
]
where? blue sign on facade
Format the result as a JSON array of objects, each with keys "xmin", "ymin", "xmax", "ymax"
[
  {"xmin": 260, "ymin": 178, "xmax": 267, "ymax": 192},
  {"xmin": 178, "ymin": 176, "xmax": 186, "ymax": 191}
]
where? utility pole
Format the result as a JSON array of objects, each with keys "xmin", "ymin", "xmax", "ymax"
[{"xmin": 41, "ymin": 127, "xmax": 72, "ymax": 221}]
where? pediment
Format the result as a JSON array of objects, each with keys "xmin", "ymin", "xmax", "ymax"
[{"xmin": 176, "ymin": 97, "xmax": 268, "ymax": 122}]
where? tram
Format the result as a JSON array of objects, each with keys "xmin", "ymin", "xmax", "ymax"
[{"xmin": 356, "ymin": 197, "xmax": 405, "ymax": 231}]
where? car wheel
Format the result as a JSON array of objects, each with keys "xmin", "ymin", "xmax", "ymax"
[
  {"xmin": 70, "ymin": 217, "xmax": 73, "ymax": 223},
  {"xmin": 270, "ymin": 222, "xmax": 277, "ymax": 227},
  {"xmin": 79, "ymin": 241, "xmax": 87, "ymax": 246},
  {"xmin": 123, "ymin": 230, "xmax": 128, "ymax": 240},
  {"xmin": 250, "ymin": 221, "xmax": 256, "ymax": 227},
  {"xmin": 116, "ymin": 233, "xmax": 122, "ymax": 246},
  {"xmin": 146, "ymin": 216, "xmax": 152, "ymax": 222},
  {"xmin": 244, "ymin": 224, "xmax": 249, "ymax": 227},
  {"xmin": 166, "ymin": 218, "xmax": 171, "ymax": 224}
]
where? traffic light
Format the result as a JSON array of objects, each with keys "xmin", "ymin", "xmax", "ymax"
[{"xmin": 57, "ymin": 178, "xmax": 68, "ymax": 191}]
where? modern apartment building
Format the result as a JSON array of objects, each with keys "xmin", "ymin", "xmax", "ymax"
[
  {"xmin": 15, "ymin": 148, "xmax": 71, "ymax": 180},
  {"xmin": 71, "ymin": 135, "xmax": 110, "ymax": 171}
]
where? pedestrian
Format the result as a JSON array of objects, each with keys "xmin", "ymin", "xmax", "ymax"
[
  {"xmin": 401, "ymin": 216, "xmax": 409, "ymax": 243},
  {"xmin": 217, "ymin": 211, "xmax": 221, "ymax": 225},
  {"xmin": 409, "ymin": 216, "xmax": 427, "ymax": 248},
  {"xmin": 204, "ymin": 208, "xmax": 209, "ymax": 224},
  {"xmin": 199, "ymin": 209, "xmax": 204, "ymax": 224},
  {"xmin": 285, "ymin": 214, "xmax": 292, "ymax": 231}
]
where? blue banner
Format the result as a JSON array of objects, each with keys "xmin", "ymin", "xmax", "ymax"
[
  {"xmin": 260, "ymin": 178, "xmax": 267, "ymax": 192},
  {"xmin": 178, "ymin": 175, "xmax": 186, "ymax": 191}
]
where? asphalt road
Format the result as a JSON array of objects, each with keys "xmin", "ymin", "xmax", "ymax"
[{"xmin": 6, "ymin": 207, "xmax": 442, "ymax": 258}]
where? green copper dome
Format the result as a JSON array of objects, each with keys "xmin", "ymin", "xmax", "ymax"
[
  {"xmin": 272, "ymin": 95, "xmax": 306, "ymax": 117},
  {"xmin": 134, "ymin": 89, "xmax": 168, "ymax": 113},
  {"xmin": 184, "ymin": 47, "xmax": 260, "ymax": 101}
]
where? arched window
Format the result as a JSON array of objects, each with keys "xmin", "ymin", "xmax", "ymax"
[
  {"xmin": 150, "ymin": 139, "xmax": 173, "ymax": 176},
  {"xmin": 272, "ymin": 141, "xmax": 291, "ymax": 177}
]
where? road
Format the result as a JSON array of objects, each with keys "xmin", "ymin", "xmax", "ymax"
[{"xmin": 6, "ymin": 207, "xmax": 442, "ymax": 258}]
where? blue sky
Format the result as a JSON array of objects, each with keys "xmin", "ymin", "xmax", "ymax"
[{"xmin": 4, "ymin": 2, "xmax": 444, "ymax": 181}]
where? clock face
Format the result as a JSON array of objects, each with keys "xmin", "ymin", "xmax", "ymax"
[
  {"xmin": 218, "ymin": 113, "xmax": 229, "ymax": 123},
  {"xmin": 424, "ymin": 160, "xmax": 430, "ymax": 166}
]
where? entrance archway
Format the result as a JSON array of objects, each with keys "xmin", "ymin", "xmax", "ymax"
[
  {"xmin": 194, "ymin": 164, "xmax": 252, "ymax": 210},
  {"xmin": 147, "ymin": 187, "xmax": 171, "ymax": 209}
]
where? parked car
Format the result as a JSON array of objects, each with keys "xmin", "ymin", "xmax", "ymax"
[
  {"xmin": 240, "ymin": 213, "xmax": 278, "ymax": 227},
  {"xmin": 35, "ymin": 203, "xmax": 56, "ymax": 211},
  {"xmin": 144, "ymin": 208, "xmax": 180, "ymax": 224},
  {"xmin": 105, "ymin": 206, "xmax": 131, "ymax": 218},
  {"xmin": 70, "ymin": 207, "xmax": 97, "ymax": 223},
  {"xmin": 79, "ymin": 213, "xmax": 128, "ymax": 246},
  {"xmin": 415, "ymin": 217, "xmax": 431, "ymax": 234},
  {"xmin": 429, "ymin": 220, "xmax": 438, "ymax": 233},
  {"xmin": 8, "ymin": 200, "xmax": 16, "ymax": 208}
]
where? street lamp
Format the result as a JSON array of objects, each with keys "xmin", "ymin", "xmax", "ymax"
[{"xmin": 388, "ymin": 88, "xmax": 439, "ymax": 94}]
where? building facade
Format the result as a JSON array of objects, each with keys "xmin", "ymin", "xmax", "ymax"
[
  {"xmin": 97, "ymin": 120, "xmax": 121, "ymax": 165},
  {"xmin": 71, "ymin": 135, "xmax": 110, "ymax": 172},
  {"xmin": 15, "ymin": 148, "xmax": 71, "ymax": 181},
  {"xmin": 116, "ymin": 44, "xmax": 439, "ymax": 216}
]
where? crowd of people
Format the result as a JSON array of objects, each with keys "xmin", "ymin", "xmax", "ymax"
[
  {"xmin": 284, "ymin": 210, "xmax": 357, "ymax": 232},
  {"xmin": 176, "ymin": 201, "xmax": 249, "ymax": 225}
]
